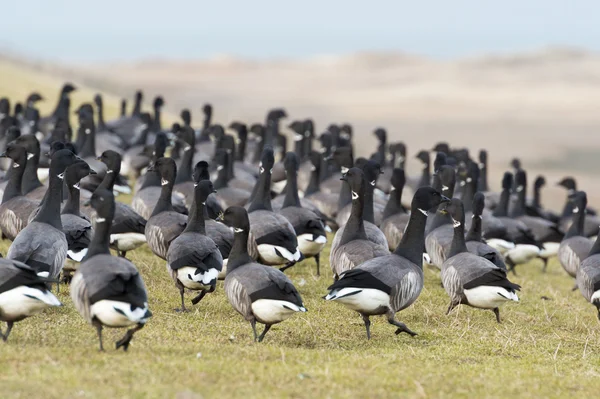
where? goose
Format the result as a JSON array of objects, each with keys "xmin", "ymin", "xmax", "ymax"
[
  {"xmin": 441, "ymin": 198, "xmax": 521, "ymax": 322},
  {"xmin": 525, "ymin": 176, "xmax": 560, "ymax": 223},
  {"xmin": 247, "ymin": 147, "xmax": 300, "ymax": 266},
  {"xmin": 228, "ymin": 121, "xmax": 254, "ymax": 174},
  {"xmin": 329, "ymin": 168, "xmax": 389, "ymax": 280},
  {"xmin": 220, "ymin": 206, "xmax": 306, "ymax": 342},
  {"xmin": 144, "ymin": 158, "xmax": 188, "ymax": 260},
  {"xmin": 320, "ymin": 147, "xmax": 353, "ymax": 196},
  {"xmin": 70, "ymin": 188, "xmax": 152, "ymax": 351},
  {"xmin": 325, "ymin": 187, "xmax": 449, "ymax": 339},
  {"xmin": 12, "ymin": 135, "xmax": 47, "ymax": 201},
  {"xmin": 92, "ymin": 94, "xmax": 128, "ymax": 153},
  {"xmin": 120, "ymin": 99, "xmax": 127, "ymax": 117},
  {"xmin": 557, "ymin": 177, "xmax": 600, "ymax": 237},
  {"xmin": 558, "ymin": 191, "xmax": 593, "ymax": 279},
  {"xmin": 38, "ymin": 83, "xmax": 76, "ymax": 134},
  {"xmin": 413, "ymin": 150, "xmax": 430, "ymax": 190},
  {"xmin": 215, "ymin": 130, "xmax": 256, "ymax": 193},
  {"xmin": 93, "ymin": 150, "xmax": 147, "ymax": 258},
  {"xmin": 120, "ymin": 113, "xmax": 152, "ymax": 177},
  {"xmin": 303, "ymin": 151, "xmax": 339, "ymax": 221},
  {"xmin": 61, "ymin": 161, "xmax": 95, "ymax": 275},
  {"xmin": 211, "ymin": 149, "xmax": 251, "ymax": 208},
  {"xmin": 104, "ymin": 90, "xmax": 145, "ymax": 142},
  {"xmin": 0, "ymin": 125, "xmax": 20, "ymax": 175},
  {"xmin": 335, "ymin": 160, "xmax": 385, "ymax": 227},
  {"xmin": 7, "ymin": 149, "xmax": 80, "ymax": 279},
  {"xmin": 132, "ymin": 133, "xmax": 188, "ymax": 219},
  {"xmin": 0, "ymin": 258, "xmax": 61, "ymax": 342},
  {"xmin": 380, "ymin": 168, "xmax": 410, "ymax": 251},
  {"xmin": 576, "ymin": 234, "xmax": 600, "ymax": 319},
  {"xmin": 172, "ymin": 126, "xmax": 201, "ymax": 208},
  {"xmin": 167, "ymin": 180, "xmax": 222, "ymax": 311},
  {"xmin": 464, "ymin": 193, "xmax": 507, "ymax": 270},
  {"xmin": 277, "ymin": 152, "xmax": 327, "ymax": 275},
  {"xmin": 194, "ymin": 104, "xmax": 214, "ymax": 155},
  {"xmin": 0, "ymin": 143, "xmax": 40, "ymax": 241}
]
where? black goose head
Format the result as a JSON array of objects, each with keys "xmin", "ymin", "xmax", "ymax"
[
  {"xmin": 135, "ymin": 90, "xmax": 143, "ymax": 102},
  {"xmin": 511, "ymin": 158, "xmax": 521, "ymax": 170},
  {"xmin": 514, "ymin": 170, "xmax": 527, "ymax": 195},
  {"xmin": 331, "ymin": 146, "xmax": 353, "ymax": 172},
  {"xmin": 373, "ymin": 128, "xmax": 387, "ymax": 144},
  {"xmin": 193, "ymin": 161, "xmax": 210, "ymax": 183},
  {"xmin": 26, "ymin": 92, "xmax": 44, "ymax": 105},
  {"xmin": 61, "ymin": 83, "xmax": 76, "ymax": 95},
  {"xmin": 153, "ymin": 96, "xmax": 164, "ymax": 110},
  {"xmin": 390, "ymin": 168, "xmax": 406, "ymax": 191},
  {"xmin": 479, "ymin": 150, "xmax": 487, "ymax": 167},
  {"xmin": 0, "ymin": 98, "xmax": 9, "ymax": 115},
  {"xmin": 47, "ymin": 141, "xmax": 65, "ymax": 157},
  {"xmin": 362, "ymin": 160, "xmax": 382, "ymax": 188},
  {"xmin": 534, "ymin": 175, "xmax": 546, "ymax": 189},
  {"xmin": 65, "ymin": 161, "xmax": 96, "ymax": 188},
  {"xmin": 210, "ymin": 125, "xmax": 226, "ymax": 143},
  {"xmin": 221, "ymin": 206, "xmax": 250, "ymax": 232},
  {"xmin": 88, "ymin": 188, "xmax": 115, "ymax": 218},
  {"xmin": 153, "ymin": 132, "xmax": 170, "ymax": 158},
  {"xmin": 13, "ymin": 134, "xmax": 40, "ymax": 156},
  {"xmin": 51, "ymin": 148, "xmax": 80, "ymax": 175},
  {"xmin": 229, "ymin": 121, "xmax": 248, "ymax": 137},
  {"xmin": 433, "ymin": 152, "xmax": 447, "ymax": 172},
  {"xmin": 557, "ymin": 177, "xmax": 576, "ymax": 191},
  {"xmin": 2, "ymin": 142, "xmax": 28, "ymax": 166},
  {"xmin": 443, "ymin": 198, "xmax": 465, "ymax": 227},
  {"xmin": 284, "ymin": 151, "xmax": 299, "ymax": 174},
  {"xmin": 416, "ymin": 150, "xmax": 430, "ymax": 166},
  {"xmin": 413, "ymin": 186, "xmax": 450, "ymax": 214},
  {"xmin": 340, "ymin": 167, "xmax": 365, "ymax": 201},
  {"xmin": 195, "ymin": 179, "xmax": 217, "ymax": 203},
  {"xmin": 502, "ymin": 172, "xmax": 513, "ymax": 190},
  {"xmin": 432, "ymin": 142, "xmax": 450, "ymax": 154},
  {"xmin": 288, "ymin": 120, "xmax": 305, "ymax": 142},
  {"xmin": 340, "ymin": 124, "xmax": 352, "ymax": 140},
  {"xmin": 267, "ymin": 108, "xmax": 287, "ymax": 122},
  {"xmin": 305, "ymin": 120, "xmax": 315, "ymax": 137},
  {"xmin": 439, "ymin": 165, "xmax": 456, "ymax": 197},
  {"xmin": 150, "ymin": 157, "xmax": 177, "ymax": 184},
  {"xmin": 466, "ymin": 161, "xmax": 480, "ymax": 186},
  {"xmin": 76, "ymin": 103, "xmax": 94, "ymax": 119},
  {"xmin": 249, "ymin": 123, "xmax": 265, "ymax": 139},
  {"xmin": 318, "ymin": 132, "xmax": 333, "ymax": 153},
  {"xmin": 93, "ymin": 94, "xmax": 103, "ymax": 108},
  {"xmin": 568, "ymin": 190, "xmax": 587, "ymax": 213},
  {"xmin": 472, "ymin": 192, "xmax": 485, "ymax": 217},
  {"xmin": 354, "ymin": 157, "xmax": 368, "ymax": 170},
  {"xmin": 202, "ymin": 103, "xmax": 212, "ymax": 117},
  {"xmin": 14, "ymin": 103, "xmax": 23, "ymax": 117},
  {"xmin": 97, "ymin": 150, "xmax": 122, "ymax": 173},
  {"xmin": 180, "ymin": 109, "xmax": 191, "ymax": 126},
  {"xmin": 259, "ymin": 146, "xmax": 275, "ymax": 174}
]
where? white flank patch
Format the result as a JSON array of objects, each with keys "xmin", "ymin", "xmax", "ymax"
[
  {"xmin": 37, "ymin": 271, "xmax": 50, "ymax": 278},
  {"xmin": 486, "ymin": 239, "xmax": 515, "ymax": 255},
  {"xmin": 218, "ymin": 258, "xmax": 228, "ymax": 279},
  {"xmin": 257, "ymin": 244, "xmax": 297, "ymax": 265},
  {"xmin": 325, "ymin": 225, "xmax": 332, "ymax": 233},
  {"xmin": 176, "ymin": 266, "xmax": 219, "ymax": 289},
  {"xmin": 110, "ymin": 233, "xmax": 147, "ymax": 251},
  {"xmin": 464, "ymin": 285, "xmax": 519, "ymax": 309},
  {"xmin": 0, "ymin": 286, "xmax": 61, "ymax": 319},
  {"xmin": 506, "ymin": 244, "xmax": 541, "ymax": 264},
  {"xmin": 251, "ymin": 299, "xmax": 305, "ymax": 324},
  {"xmin": 591, "ymin": 290, "xmax": 600, "ymax": 303},
  {"xmin": 114, "ymin": 184, "xmax": 132, "ymax": 194},
  {"xmin": 325, "ymin": 287, "xmax": 390, "ymax": 314},
  {"xmin": 90, "ymin": 300, "xmax": 150, "ymax": 327},
  {"xmin": 539, "ymin": 242, "xmax": 560, "ymax": 258},
  {"xmin": 298, "ymin": 234, "xmax": 326, "ymax": 256},
  {"xmin": 271, "ymin": 179, "xmax": 287, "ymax": 194},
  {"xmin": 68, "ymin": 248, "xmax": 88, "ymax": 262},
  {"xmin": 423, "ymin": 253, "xmax": 433, "ymax": 265}
]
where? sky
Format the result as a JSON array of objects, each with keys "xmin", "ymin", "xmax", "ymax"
[{"xmin": 1, "ymin": 0, "xmax": 599, "ymax": 61}]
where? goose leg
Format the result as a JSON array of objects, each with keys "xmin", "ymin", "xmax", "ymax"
[
  {"xmin": 279, "ymin": 261, "xmax": 296, "ymax": 273},
  {"xmin": 257, "ymin": 324, "xmax": 272, "ymax": 342},
  {"xmin": 116, "ymin": 323, "xmax": 144, "ymax": 352},
  {"xmin": 191, "ymin": 285, "xmax": 215, "ymax": 306},
  {"xmin": 493, "ymin": 307, "xmax": 501, "ymax": 323},
  {"xmin": 315, "ymin": 253, "xmax": 321, "ymax": 276},
  {"xmin": 388, "ymin": 316, "xmax": 417, "ymax": 337},
  {"xmin": 361, "ymin": 314, "xmax": 371, "ymax": 340},
  {"xmin": 506, "ymin": 258, "xmax": 517, "ymax": 276},
  {"xmin": 446, "ymin": 301, "xmax": 458, "ymax": 315},
  {"xmin": 250, "ymin": 319, "xmax": 258, "ymax": 342},
  {"xmin": 541, "ymin": 257, "xmax": 548, "ymax": 273},
  {"xmin": 1, "ymin": 321, "xmax": 14, "ymax": 342},
  {"xmin": 572, "ymin": 284, "xmax": 578, "ymax": 292},
  {"xmin": 94, "ymin": 322, "xmax": 104, "ymax": 351},
  {"xmin": 175, "ymin": 281, "xmax": 187, "ymax": 312}
]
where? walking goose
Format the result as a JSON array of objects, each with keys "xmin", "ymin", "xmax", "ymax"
[
  {"xmin": 277, "ymin": 152, "xmax": 327, "ymax": 275},
  {"xmin": 0, "ymin": 258, "xmax": 61, "ymax": 342},
  {"xmin": 247, "ymin": 147, "xmax": 300, "ymax": 266},
  {"xmin": 144, "ymin": 158, "xmax": 188, "ymax": 260},
  {"xmin": 0, "ymin": 144, "xmax": 39, "ymax": 241},
  {"xmin": 380, "ymin": 168, "xmax": 410, "ymax": 251},
  {"xmin": 221, "ymin": 206, "xmax": 306, "ymax": 342},
  {"xmin": 329, "ymin": 168, "xmax": 389, "ymax": 280},
  {"xmin": 167, "ymin": 180, "xmax": 223, "ymax": 311},
  {"xmin": 558, "ymin": 191, "xmax": 593, "ymax": 279},
  {"xmin": 94, "ymin": 150, "xmax": 147, "ymax": 258},
  {"xmin": 441, "ymin": 199, "xmax": 521, "ymax": 322},
  {"xmin": 325, "ymin": 187, "xmax": 449, "ymax": 339},
  {"xmin": 576, "ymin": 234, "xmax": 600, "ymax": 319},
  {"xmin": 465, "ymin": 193, "xmax": 507, "ymax": 270},
  {"xmin": 7, "ymin": 149, "xmax": 80, "ymax": 279},
  {"xmin": 70, "ymin": 188, "xmax": 152, "ymax": 351}
]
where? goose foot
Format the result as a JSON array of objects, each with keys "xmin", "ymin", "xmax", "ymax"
[
  {"xmin": 0, "ymin": 322, "xmax": 13, "ymax": 342},
  {"xmin": 446, "ymin": 301, "xmax": 458, "ymax": 315},
  {"xmin": 116, "ymin": 324, "xmax": 144, "ymax": 352},
  {"xmin": 191, "ymin": 291, "xmax": 208, "ymax": 306},
  {"xmin": 493, "ymin": 307, "xmax": 501, "ymax": 323},
  {"xmin": 388, "ymin": 317, "xmax": 417, "ymax": 337},
  {"xmin": 506, "ymin": 258, "xmax": 517, "ymax": 275},
  {"xmin": 361, "ymin": 314, "xmax": 371, "ymax": 340},
  {"xmin": 279, "ymin": 261, "xmax": 296, "ymax": 273},
  {"xmin": 257, "ymin": 324, "xmax": 272, "ymax": 342},
  {"xmin": 572, "ymin": 284, "xmax": 578, "ymax": 292}
]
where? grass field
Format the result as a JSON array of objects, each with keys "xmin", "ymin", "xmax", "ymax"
[{"xmin": 1, "ymin": 57, "xmax": 600, "ymax": 399}]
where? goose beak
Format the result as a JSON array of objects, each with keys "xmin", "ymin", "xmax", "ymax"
[
  {"xmin": 96, "ymin": 155, "xmax": 102, "ymax": 161},
  {"xmin": 0, "ymin": 152, "xmax": 6, "ymax": 158},
  {"xmin": 89, "ymin": 169, "xmax": 97, "ymax": 175},
  {"xmin": 340, "ymin": 175, "xmax": 347, "ymax": 182},
  {"xmin": 323, "ymin": 154, "xmax": 333, "ymax": 162},
  {"xmin": 75, "ymin": 155, "xmax": 83, "ymax": 161},
  {"xmin": 216, "ymin": 212, "xmax": 224, "ymax": 222},
  {"xmin": 441, "ymin": 195, "xmax": 451, "ymax": 204}
]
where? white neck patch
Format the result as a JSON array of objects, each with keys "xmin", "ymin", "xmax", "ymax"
[
  {"xmin": 96, "ymin": 217, "xmax": 106, "ymax": 223},
  {"xmin": 310, "ymin": 165, "xmax": 316, "ymax": 171},
  {"xmin": 370, "ymin": 180, "xmax": 376, "ymax": 186},
  {"xmin": 193, "ymin": 182, "xmax": 198, "ymax": 187},
  {"xmin": 466, "ymin": 177, "xmax": 473, "ymax": 183},
  {"xmin": 27, "ymin": 153, "xmax": 34, "ymax": 160},
  {"xmin": 573, "ymin": 206, "xmax": 579, "ymax": 214},
  {"xmin": 13, "ymin": 162, "xmax": 19, "ymax": 168},
  {"xmin": 106, "ymin": 169, "xmax": 114, "ymax": 174},
  {"xmin": 57, "ymin": 172, "xmax": 64, "ymax": 180},
  {"xmin": 478, "ymin": 162, "xmax": 485, "ymax": 169},
  {"xmin": 452, "ymin": 218, "xmax": 461, "ymax": 228},
  {"xmin": 442, "ymin": 185, "xmax": 449, "ymax": 191},
  {"xmin": 341, "ymin": 166, "xmax": 349, "ymax": 174},
  {"xmin": 234, "ymin": 227, "xmax": 244, "ymax": 233},
  {"xmin": 85, "ymin": 129, "xmax": 91, "ymax": 135},
  {"xmin": 73, "ymin": 182, "xmax": 80, "ymax": 190},
  {"xmin": 161, "ymin": 178, "xmax": 169, "ymax": 186},
  {"xmin": 217, "ymin": 165, "xmax": 224, "ymax": 171},
  {"xmin": 459, "ymin": 181, "xmax": 466, "ymax": 187},
  {"xmin": 259, "ymin": 166, "xmax": 265, "ymax": 174},
  {"xmin": 472, "ymin": 214, "xmax": 483, "ymax": 219},
  {"xmin": 351, "ymin": 191, "xmax": 359, "ymax": 200},
  {"xmin": 417, "ymin": 208, "xmax": 428, "ymax": 216}
]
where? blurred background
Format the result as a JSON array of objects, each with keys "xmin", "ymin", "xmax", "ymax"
[{"xmin": 1, "ymin": 0, "xmax": 600, "ymax": 207}]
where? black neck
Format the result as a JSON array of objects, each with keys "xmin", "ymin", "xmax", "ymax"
[
  {"xmin": 236, "ymin": 135, "xmax": 247, "ymax": 162},
  {"xmin": 175, "ymin": 145, "xmax": 194, "ymax": 183},
  {"xmin": 183, "ymin": 190, "xmax": 206, "ymax": 234},
  {"xmin": 338, "ymin": 178, "xmax": 352, "ymax": 211},
  {"xmin": 282, "ymin": 168, "xmax": 301, "ymax": 208},
  {"xmin": 393, "ymin": 209, "xmax": 428, "ymax": 266},
  {"xmin": 140, "ymin": 149, "xmax": 165, "ymax": 189},
  {"xmin": 465, "ymin": 214, "xmax": 483, "ymax": 242},
  {"xmin": 98, "ymin": 169, "xmax": 117, "ymax": 191},
  {"xmin": 565, "ymin": 206, "xmax": 586, "ymax": 239},
  {"xmin": 226, "ymin": 227, "xmax": 254, "ymax": 273},
  {"xmin": 363, "ymin": 180, "xmax": 376, "ymax": 224},
  {"xmin": 493, "ymin": 189, "xmax": 510, "ymax": 217},
  {"xmin": 478, "ymin": 164, "xmax": 489, "ymax": 192},
  {"xmin": 510, "ymin": 188, "xmax": 527, "ymax": 217},
  {"xmin": 22, "ymin": 151, "xmax": 43, "ymax": 194},
  {"xmin": 33, "ymin": 167, "xmax": 64, "ymax": 229},
  {"xmin": 561, "ymin": 191, "xmax": 577, "ymax": 218},
  {"xmin": 227, "ymin": 149, "xmax": 236, "ymax": 180},
  {"xmin": 150, "ymin": 177, "xmax": 175, "ymax": 216},
  {"xmin": 97, "ymin": 104, "xmax": 106, "ymax": 130},
  {"xmin": 339, "ymin": 188, "xmax": 367, "ymax": 245},
  {"xmin": 213, "ymin": 164, "xmax": 229, "ymax": 189},
  {"xmin": 248, "ymin": 168, "xmax": 272, "ymax": 212},
  {"xmin": 418, "ymin": 164, "xmax": 430, "ymax": 187},
  {"xmin": 132, "ymin": 97, "xmax": 142, "ymax": 116},
  {"xmin": 431, "ymin": 173, "xmax": 442, "ymax": 191},
  {"xmin": 86, "ymin": 210, "xmax": 113, "ymax": 258},
  {"xmin": 304, "ymin": 164, "xmax": 320, "ymax": 196},
  {"xmin": 2, "ymin": 161, "xmax": 25, "ymax": 203},
  {"xmin": 448, "ymin": 219, "xmax": 468, "ymax": 257},
  {"xmin": 462, "ymin": 179, "xmax": 476, "ymax": 213},
  {"xmin": 152, "ymin": 108, "xmax": 161, "ymax": 132},
  {"xmin": 382, "ymin": 184, "xmax": 405, "ymax": 219},
  {"xmin": 62, "ymin": 183, "xmax": 81, "ymax": 216},
  {"xmin": 79, "ymin": 124, "xmax": 97, "ymax": 158},
  {"xmin": 533, "ymin": 186, "xmax": 542, "ymax": 209}
]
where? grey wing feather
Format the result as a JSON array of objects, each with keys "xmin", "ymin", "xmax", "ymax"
[
  {"xmin": 425, "ymin": 225, "xmax": 453, "ymax": 268},
  {"xmin": 380, "ymin": 213, "xmax": 410, "ymax": 251},
  {"xmin": 145, "ymin": 212, "xmax": 187, "ymax": 259},
  {"xmin": 577, "ymin": 255, "xmax": 600, "ymax": 302},
  {"xmin": 330, "ymin": 239, "xmax": 389, "ymax": 277},
  {"xmin": 224, "ymin": 276, "xmax": 253, "ymax": 321},
  {"xmin": 70, "ymin": 272, "xmax": 92, "ymax": 323}
]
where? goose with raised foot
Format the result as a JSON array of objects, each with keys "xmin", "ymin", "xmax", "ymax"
[
  {"xmin": 441, "ymin": 199, "xmax": 520, "ymax": 322},
  {"xmin": 380, "ymin": 168, "xmax": 410, "ymax": 251},
  {"xmin": 167, "ymin": 180, "xmax": 223, "ymax": 311},
  {"xmin": 247, "ymin": 147, "xmax": 300, "ymax": 266},
  {"xmin": 0, "ymin": 258, "xmax": 61, "ymax": 342},
  {"xmin": 558, "ymin": 191, "xmax": 593, "ymax": 279},
  {"xmin": 329, "ymin": 168, "xmax": 389, "ymax": 280},
  {"xmin": 325, "ymin": 187, "xmax": 449, "ymax": 339},
  {"xmin": 221, "ymin": 206, "xmax": 306, "ymax": 342},
  {"xmin": 144, "ymin": 158, "xmax": 188, "ymax": 260},
  {"xmin": 576, "ymin": 234, "xmax": 600, "ymax": 320},
  {"xmin": 7, "ymin": 149, "xmax": 80, "ymax": 279},
  {"xmin": 70, "ymin": 188, "xmax": 151, "ymax": 351},
  {"xmin": 277, "ymin": 152, "xmax": 327, "ymax": 275}
]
